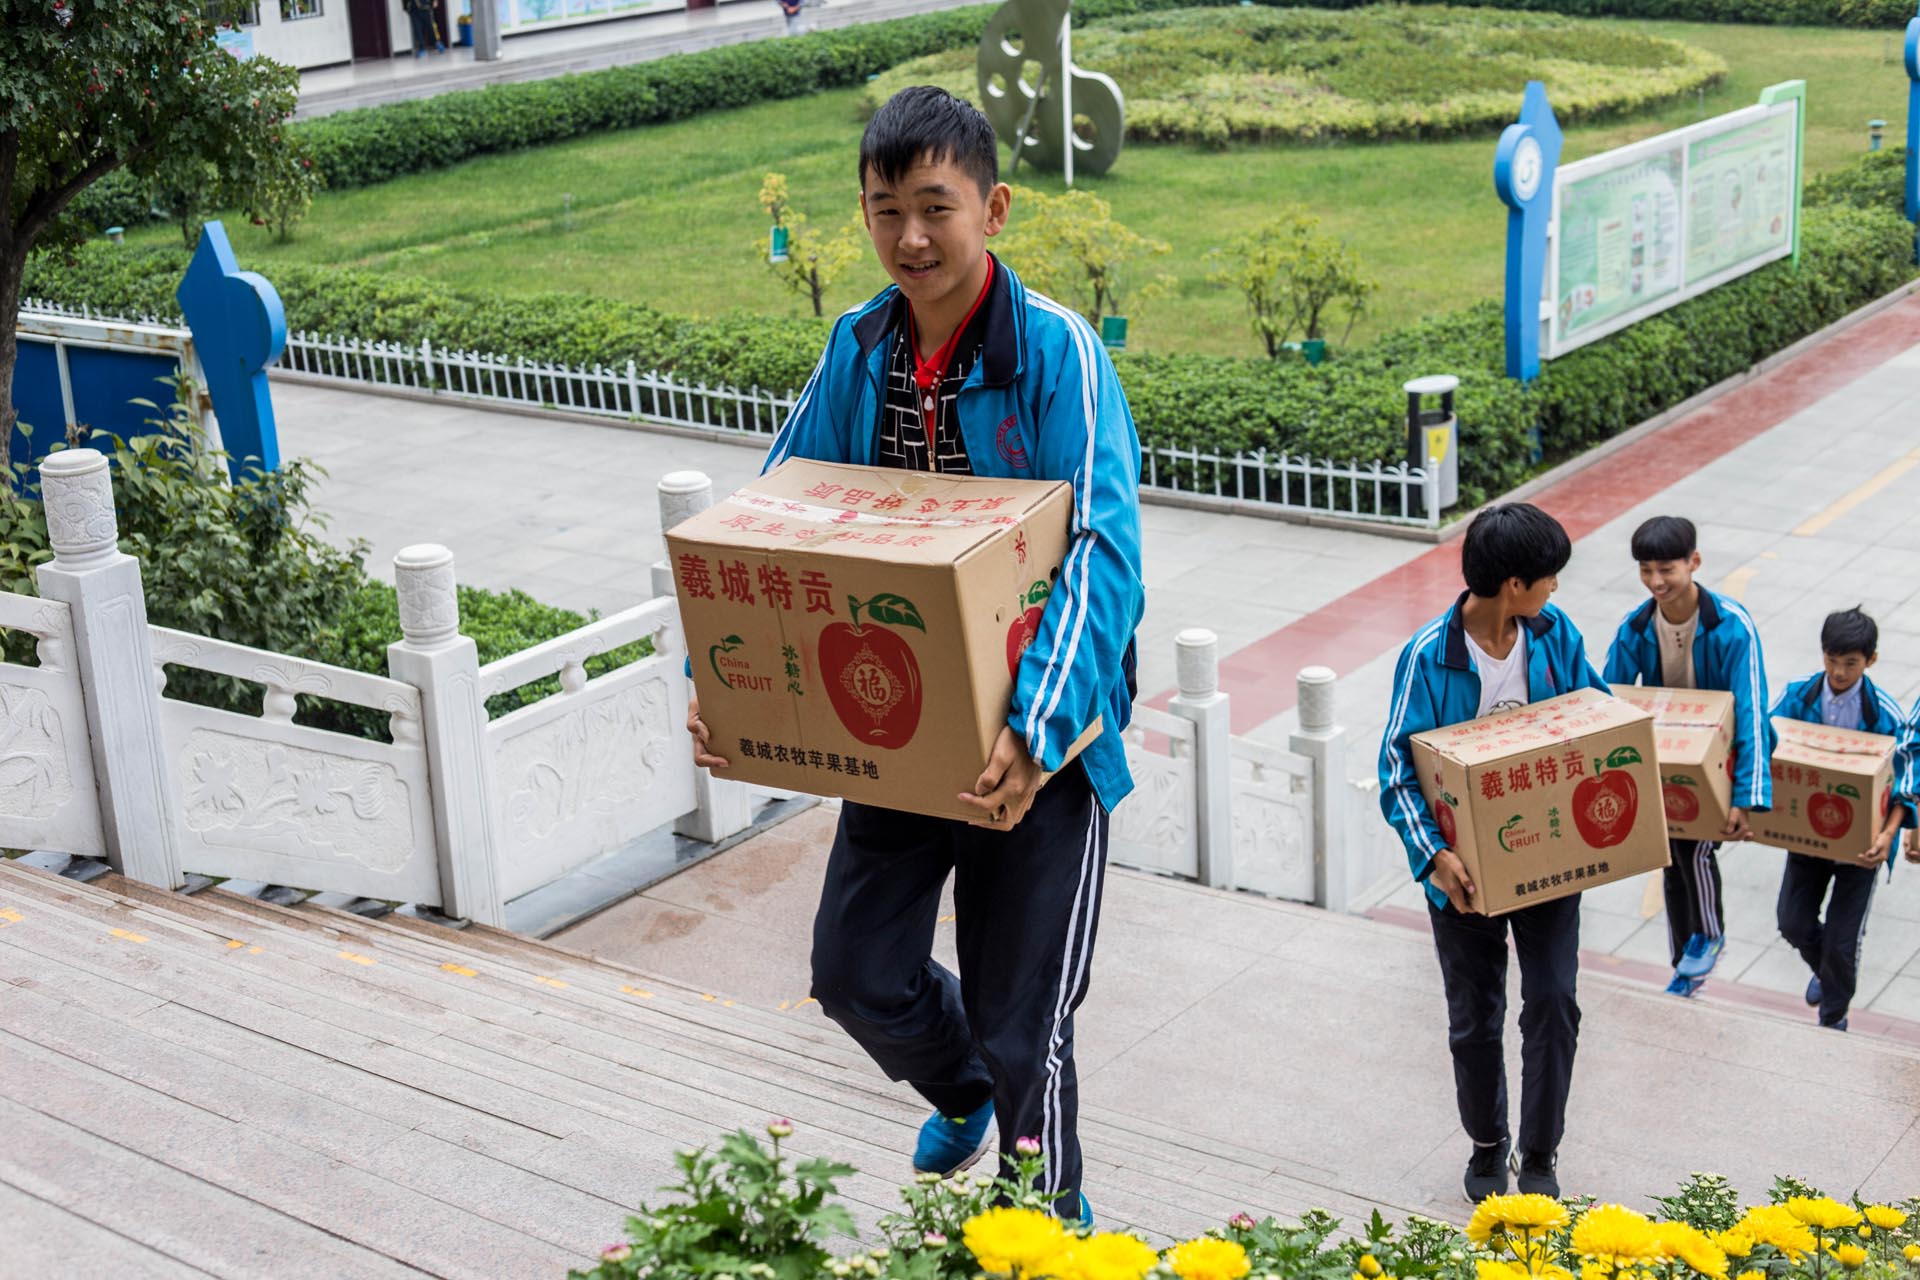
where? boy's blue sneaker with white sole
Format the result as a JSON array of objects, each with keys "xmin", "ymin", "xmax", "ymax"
[{"xmin": 912, "ymin": 1102, "xmax": 994, "ymax": 1176}]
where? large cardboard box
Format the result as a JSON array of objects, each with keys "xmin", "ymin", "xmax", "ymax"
[
  {"xmin": 1752, "ymin": 718, "xmax": 1897, "ymax": 861},
  {"xmin": 667, "ymin": 459, "xmax": 1096, "ymax": 822},
  {"xmin": 1609, "ymin": 686, "xmax": 1736, "ymax": 841},
  {"xmin": 1409, "ymin": 688, "xmax": 1669, "ymax": 915}
]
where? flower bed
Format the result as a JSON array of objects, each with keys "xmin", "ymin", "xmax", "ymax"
[
  {"xmin": 570, "ymin": 1122, "xmax": 1919, "ymax": 1280},
  {"xmin": 861, "ymin": 7, "xmax": 1726, "ymax": 149}
]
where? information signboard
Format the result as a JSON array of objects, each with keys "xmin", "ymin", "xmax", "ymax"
[{"xmin": 1544, "ymin": 96, "xmax": 1801, "ymax": 359}]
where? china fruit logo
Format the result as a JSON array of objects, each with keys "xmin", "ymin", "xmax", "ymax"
[
  {"xmin": 1662, "ymin": 774, "xmax": 1700, "ymax": 824},
  {"xmin": 1573, "ymin": 745, "xmax": 1643, "ymax": 848},
  {"xmin": 821, "ymin": 593, "xmax": 924, "ymax": 749},
  {"xmin": 1808, "ymin": 783, "xmax": 1860, "ymax": 840},
  {"xmin": 709, "ymin": 634, "xmax": 745, "ymax": 687},
  {"xmin": 1434, "ymin": 789, "xmax": 1459, "ymax": 848},
  {"xmin": 1005, "ymin": 579, "xmax": 1051, "ymax": 677}
]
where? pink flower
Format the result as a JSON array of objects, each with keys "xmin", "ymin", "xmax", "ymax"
[
  {"xmin": 767, "ymin": 1118, "xmax": 795, "ymax": 1139},
  {"xmin": 1015, "ymin": 1136, "xmax": 1043, "ymax": 1157},
  {"xmin": 601, "ymin": 1242, "xmax": 633, "ymax": 1262},
  {"xmin": 1229, "ymin": 1213, "xmax": 1257, "ymax": 1231},
  {"xmin": 923, "ymin": 1232, "xmax": 949, "ymax": 1248}
]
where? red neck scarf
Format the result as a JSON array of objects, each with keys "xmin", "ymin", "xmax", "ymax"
[{"xmin": 906, "ymin": 256, "xmax": 995, "ymax": 408}]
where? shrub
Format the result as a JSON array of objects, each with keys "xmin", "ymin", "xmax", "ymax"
[
  {"xmin": 865, "ymin": 7, "xmax": 1726, "ymax": 149},
  {"xmin": 995, "ymin": 186, "xmax": 1176, "ymax": 327}
]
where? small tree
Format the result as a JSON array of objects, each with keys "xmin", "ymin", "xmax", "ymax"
[
  {"xmin": 0, "ymin": 0, "xmax": 301, "ymax": 468},
  {"xmin": 1207, "ymin": 208, "xmax": 1377, "ymax": 359},
  {"xmin": 757, "ymin": 173, "xmax": 866, "ymax": 319},
  {"xmin": 994, "ymin": 186, "xmax": 1174, "ymax": 328}
]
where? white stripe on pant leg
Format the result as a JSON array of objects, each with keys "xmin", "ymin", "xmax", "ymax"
[
  {"xmin": 1850, "ymin": 875, "xmax": 1877, "ymax": 984},
  {"xmin": 1040, "ymin": 799, "xmax": 1100, "ymax": 1195},
  {"xmin": 1695, "ymin": 842, "xmax": 1721, "ymax": 940},
  {"xmin": 1049, "ymin": 805, "xmax": 1107, "ymax": 1191}
]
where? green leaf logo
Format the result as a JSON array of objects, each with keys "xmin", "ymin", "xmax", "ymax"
[
  {"xmin": 856, "ymin": 592, "xmax": 926, "ymax": 631},
  {"xmin": 1606, "ymin": 745, "xmax": 1644, "ymax": 769},
  {"xmin": 708, "ymin": 635, "xmax": 744, "ymax": 688},
  {"xmin": 1440, "ymin": 790, "xmax": 1459, "ymax": 807},
  {"xmin": 1497, "ymin": 815, "xmax": 1524, "ymax": 853},
  {"xmin": 1835, "ymin": 783, "xmax": 1861, "ymax": 799},
  {"xmin": 1664, "ymin": 773, "xmax": 1699, "ymax": 786},
  {"xmin": 1025, "ymin": 580, "xmax": 1052, "ymax": 607}
]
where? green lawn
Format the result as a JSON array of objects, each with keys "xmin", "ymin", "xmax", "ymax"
[{"xmin": 142, "ymin": 18, "xmax": 1912, "ymax": 357}]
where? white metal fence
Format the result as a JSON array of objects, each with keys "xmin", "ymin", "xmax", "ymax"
[{"xmin": 19, "ymin": 302, "xmax": 1440, "ymax": 528}]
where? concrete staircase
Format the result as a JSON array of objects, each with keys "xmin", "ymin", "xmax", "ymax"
[{"xmin": 0, "ymin": 858, "xmax": 1426, "ymax": 1279}]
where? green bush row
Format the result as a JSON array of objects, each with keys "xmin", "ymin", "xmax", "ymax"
[
  {"xmin": 27, "ymin": 165, "xmax": 1916, "ymax": 507},
  {"xmin": 284, "ymin": 0, "xmax": 1911, "ymax": 196}
]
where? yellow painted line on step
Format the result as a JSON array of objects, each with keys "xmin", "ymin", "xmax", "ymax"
[
  {"xmin": 0, "ymin": 906, "xmax": 22, "ymax": 927},
  {"xmin": 700, "ymin": 993, "xmax": 716, "ymax": 1002},
  {"xmin": 225, "ymin": 939, "xmax": 246, "ymax": 949},
  {"xmin": 225, "ymin": 939, "xmax": 265, "ymax": 955},
  {"xmin": 109, "ymin": 927, "xmax": 148, "ymax": 944},
  {"xmin": 621, "ymin": 985, "xmax": 654, "ymax": 999},
  {"xmin": 937, "ymin": 913, "xmax": 956, "ymax": 924},
  {"xmin": 784, "ymin": 996, "xmax": 818, "ymax": 1013},
  {"xmin": 440, "ymin": 962, "xmax": 478, "ymax": 977},
  {"xmin": 338, "ymin": 950, "xmax": 377, "ymax": 966},
  {"xmin": 1794, "ymin": 448, "xmax": 1920, "ymax": 537},
  {"xmin": 534, "ymin": 976, "xmax": 569, "ymax": 989},
  {"xmin": 722, "ymin": 1000, "xmax": 735, "ymax": 1008},
  {"xmin": 1719, "ymin": 565, "xmax": 1757, "ymax": 602}
]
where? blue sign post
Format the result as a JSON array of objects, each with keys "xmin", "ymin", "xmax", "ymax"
[
  {"xmin": 1905, "ymin": 4, "xmax": 1918, "ymax": 238},
  {"xmin": 1494, "ymin": 82, "xmax": 1563, "ymax": 383},
  {"xmin": 176, "ymin": 221, "xmax": 287, "ymax": 476}
]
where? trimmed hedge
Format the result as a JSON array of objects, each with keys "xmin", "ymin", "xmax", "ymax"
[
  {"xmin": 285, "ymin": 0, "xmax": 1913, "ymax": 196},
  {"xmin": 26, "ymin": 157, "xmax": 1917, "ymax": 507}
]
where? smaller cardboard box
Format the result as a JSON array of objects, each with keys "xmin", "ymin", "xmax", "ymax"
[
  {"xmin": 1752, "ymin": 718, "xmax": 1897, "ymax": 862},
  {"xmin": 1410, "ymin": 688, "xmax": 1669, "ymax": 915},
  {"xmin": 1609, "ymin": 686, "xmax": 1736, "ymax": 841},
  {"xmin": 667, "ymin": 459, "xmax": 1097, "ymax": 822}
]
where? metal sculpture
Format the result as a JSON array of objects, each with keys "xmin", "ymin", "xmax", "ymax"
[{"xmin": 976, "ymin": 0, "xmax": 1124, "ymax": 183}]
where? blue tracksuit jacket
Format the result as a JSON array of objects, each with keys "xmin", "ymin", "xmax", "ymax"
[
  {"xmin": 765, "ymin": 257, "xmax": 1146, "ymax": 812},
  {"xmin": 1772, "ymin": 672, "xmax": 1919, "ymax": 871},
  {"xmin": 1379, "ymin": 594, "xmax": 1610, "ymax": 908},
  {"xmin": 1603, "ymin": 587, "xmax": 1774, "ymax": 814}
]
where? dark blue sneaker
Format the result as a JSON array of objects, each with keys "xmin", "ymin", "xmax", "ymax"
[
  {"xmin": 1066, "ymin": 1192, "xmax": 1092, "ymax": 1230},
  {"xmin": 1821, "ymin": 1016, "xmax": 1849, "ymax": 1032},
  {"xmin": 1675, "ymin": 933, "xmax": 1724, "ymax": 979},
  {"xmin": 1805, "ymin": 974, "xmax": 1823, "ymax": 1007},
  {"xmin": 1665, "ymin": 971, "xmax": 1704, "ymax": 998},
  {"xmin": 912, "ymin": 1102, "xmax": 993, "ymax": 1176}
]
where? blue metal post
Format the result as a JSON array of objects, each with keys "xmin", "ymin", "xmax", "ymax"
[{"xmin": 1495, "ymin": 82, "xmax": 1563, "ymax": 383}]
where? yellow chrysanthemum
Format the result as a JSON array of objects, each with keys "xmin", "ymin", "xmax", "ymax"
[
  {"xmin": 1736, "ymin": 1207, "xmax": 1814, "ymax": 1261},
  {"xmin": 1786, "ymin": 1198, "xmax": 1863, "ymax": 1233},
  {"xmin": 1571, "ymin": 1206, "xmax": 1661, "ymax": 1268},
  {"xmin": 1713, "ymin": 1230, "xmax": 1753, "ymax": 1260},
  {"xmin": 1654, "ymin": 1222, "xmax": 1728, "ymax": 1280},
  {"xmin": 1502, "ymin": 1196, "xmax": 1574, "ymax": 1234},
  {"xmin": 1477, "ymin": 1260, "xmax": 1527, "ymax": 1280},
  {"xmin": 1903, "ymin": 1242, "xmax": 1920, "ymax": 1263},
  {"xmin": 1835, "ymin": 1244, "xmax": 1869, "ymax": 1270},
  {"xmin": 1051, "ymin": 1233, "xmax": 1159, "ymax": 1280},
  {"xmin": 1538, "ymin": 1265, "xmax": 1576, "ymax": 1280},
  {"xmin": 1357, "ymin": 1256, "xmax": 1383, "ymax": 1279},
  {"xmin": 1734, "ymin": 1270, "xmax": 1764, "ymax": 1280},
  {"xmin": 963, "ymin": 1207, "xmax": 1069, "ymax": 1276},
  {"xmin": 1866, "ymin": 1207, "xmax": 1909, "ymax": 1231},
  {"xmin": 1164, "ymin": 1238, "xmax": 1252, "ymax": 1280}
]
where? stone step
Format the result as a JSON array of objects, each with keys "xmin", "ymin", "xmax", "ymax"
[
  {"xmin": 0, "ymin": 1098, "xmax": 423, "ymax": 1280},
  {"xmin": 0, "ymin": 1178, "xmax": 215, "ymax": 1279}
]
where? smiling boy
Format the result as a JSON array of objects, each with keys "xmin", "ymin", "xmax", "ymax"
[{"xmin": 685, "ymin": 87, "xmax": 1144, "ymax": 1221}]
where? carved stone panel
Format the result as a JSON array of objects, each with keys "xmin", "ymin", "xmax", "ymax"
[
  {"xmin": 0, "ymin": 683, "xmax": 77, "ymax": 820},
  {"xmin": 1110, "ymin": 732, "xmax": 1196, "ymax": 878}
]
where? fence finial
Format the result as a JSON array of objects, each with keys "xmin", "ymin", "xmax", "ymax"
[
  {"xmin": 1297, "ymin": 665, "xmax": 1337, "ymax": 731},
  {"xmin": 40, "ymin": 448, "xmax": 119, "ymax": 568},
  {"xmin": 394, "ymin": 544, "xmax": 460, "ymax": 649},
  {"xmin": 1174, "ymin": 628, "xmax": 1219, "ymax": 699},
  {"xmin": 658, "ymin": 471, "xmax": 714, "ymax": 535}
]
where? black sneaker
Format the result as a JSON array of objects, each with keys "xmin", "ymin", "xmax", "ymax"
[
  {"xmin": 1516, "ymin": 1149, "xmax": 1559, "ymax": 1197},
  {"xmin": 1463, "ymin": 1139, "xmax": 1511, "ymax": 1204}
]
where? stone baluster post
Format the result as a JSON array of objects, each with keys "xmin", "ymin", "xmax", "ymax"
[
  {"xmin": 35, "ymin": 448, "xmax": 183, "ymax": 888},
  {"xmin": 386, "ymin": 544, "xmax": 504, "ymax": 926},
  {"xmin": 1170, "ymin": 628, "xmax": 1234, "ymax": 889},
  {"xmin": 651, "ymin": 471, "xmax": 754, "ymax": 845},
  {"xmin": 1290, "ymin": 665, "xmax": 1352, "ymax": 912}
]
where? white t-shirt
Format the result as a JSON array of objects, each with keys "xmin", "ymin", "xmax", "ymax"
[
  {"xmin": 1656, "ymin": 609, "xmax": 1698, "ymax": 690},
  {"xmin": 1465, "ymin": 626, "xmax": 1530, "ymax": 719}
]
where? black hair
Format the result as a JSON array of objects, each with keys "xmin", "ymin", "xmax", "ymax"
[
  {"xmin": 1461, "ymin": 503, "xmax": 1573, "ymax": 598},
  {"xmin": 1821, "ymin": 607, "xmax": 1878, "ymax": 659},
  {"xmin": 858, "ymin": 86, "xmax": 999, "ymax": 199},
  {"xmin": 1630, "ymin": 515, "xmax": 1697, "ymax": 563}
]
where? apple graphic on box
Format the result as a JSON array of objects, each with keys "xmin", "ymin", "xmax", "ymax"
[
  {"xmin": 1808, "ymin": 785, "xmax": 1857, "ymax": 840},
  {"xmin": 819, "ymin": 593, "xmax": 925, "ymax": 749},
  {"xmin": 1005, "ymin": 579, "xmax": 1052, "ymax": 677},
  {"xmin": 1663, "ymin": 778, "xmax": 1700, "ymax": 824},
  {"xmin": 1572, "ymin": 745, "xmax": 1642, "ymax": 848}
]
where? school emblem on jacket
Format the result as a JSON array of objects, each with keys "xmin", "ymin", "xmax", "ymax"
[{"xmin": 996, "ymin": 415, "xmax": 1028, "ymax": 468}]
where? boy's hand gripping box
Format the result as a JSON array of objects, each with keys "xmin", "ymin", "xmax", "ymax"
[
  {"xmin": 666, "ymin": 459, "xmax": 1097, "ymax": 822},
  {"xmin": 1609, "ymin": 686, "xmax": 1736, "ymax": 841},
  {"xmin": 1410, "ymin": 688, "xmax": 1670, "ymax": 914},
  {"xmin": 1752, "ymin": 718, "xmax": 1896, "ymax": 861}
]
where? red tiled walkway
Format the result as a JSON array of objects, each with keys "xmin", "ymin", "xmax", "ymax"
[{"xmin": 1179, "ymin": 294, "xmax": 1920, "ymax": 734}]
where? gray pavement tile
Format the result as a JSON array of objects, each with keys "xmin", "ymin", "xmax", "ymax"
[{"xmin": 1868, "ymin": 973, "xmax": 1920, "ymax": 1020}]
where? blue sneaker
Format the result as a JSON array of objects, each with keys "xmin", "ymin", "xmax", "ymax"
[
  {"xmin": 912, "ymin": 1102, "xmax": 993, "ymax": 1176},
  {"xmin": 1805, "ymin": 974, "xmax": 1823, "ymax": 1007},
  {"xmin": 1066, "ymin": 1192, "xmax": 1093, "ymax": 1230},
  {"xmin": 1675, "ymin": 933, "xmax": 1724, "ymax": 979},
  {"xmin": 1665, "ymin": 972, "xmax": 1704, "ymax": 998}
]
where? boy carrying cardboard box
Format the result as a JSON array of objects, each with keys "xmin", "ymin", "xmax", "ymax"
[
  {"xmin": 1380, "ymin": 503, "xmax": 1613, "ymax": 1204},
  {"xmin": 1767, "ymin": 608, "xmax": 1918, "ymax": 1031},
  {"xmin": 1603, "ymin": 515, "xmax": 1774, "ymax": 998},
  {"xmin": 683, "ymin": 87, "xmax": 1143, "ymax": 1224}
]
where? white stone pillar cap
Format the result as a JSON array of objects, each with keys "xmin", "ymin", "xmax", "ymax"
[
  {"xmin": 40, "ymin": 447, "xmax": 119, "ymax": 567},
  {"xmin": 394, "ymin": 543, "xmax": 460, "ymax": 647},
  {"xmin": 1174, "ymin": 628, "xmax": 1219, "ymax": 698}
]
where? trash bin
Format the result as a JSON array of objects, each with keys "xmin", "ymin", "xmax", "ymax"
[{"xmin": 1404, "ymin": 374, "xmax": 1459, "ymax": 513}]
